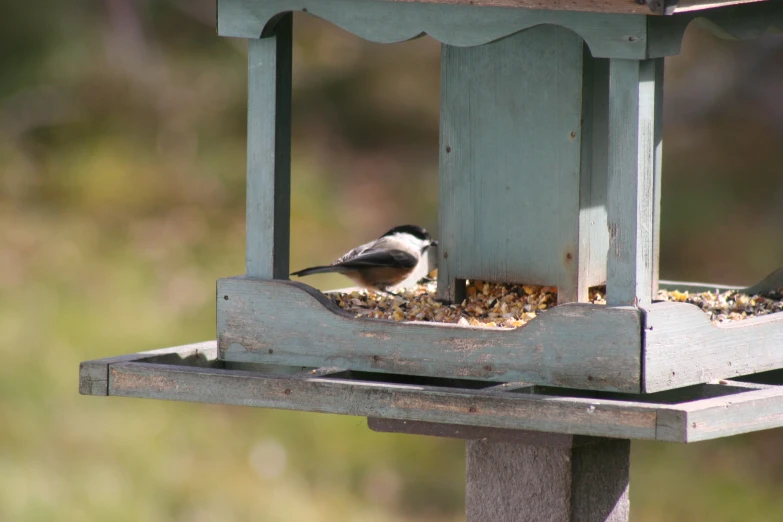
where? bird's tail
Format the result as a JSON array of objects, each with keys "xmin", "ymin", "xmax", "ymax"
[{"xmin": 290, "ymin": 265, "xmax": 347, "ymax": 277}]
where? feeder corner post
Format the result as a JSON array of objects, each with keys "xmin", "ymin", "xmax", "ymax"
[{"xmin": 246, "ymin": 13, "xmax": 293, "ymax": 280}]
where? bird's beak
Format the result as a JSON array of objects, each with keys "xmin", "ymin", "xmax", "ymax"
[{"xmin": 431, "ymin": 240, "xmax": 439, "ymax": 247}]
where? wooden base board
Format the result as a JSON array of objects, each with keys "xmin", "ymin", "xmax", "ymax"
[{"xmin": 80, "ymin": 341, "xmax": 783, "ymax": 443}]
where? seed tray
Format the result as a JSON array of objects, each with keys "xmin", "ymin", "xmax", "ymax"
[{"xmin": 217, "ymin": 277, "xmax": 783, "ymax": 394}]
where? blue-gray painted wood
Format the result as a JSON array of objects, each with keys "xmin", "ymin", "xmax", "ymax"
[
  {"xmin": 218, "ymin": 0, "xmax": 649, "ymax": 59},
  {"xmin": 644, "ymin": 301, "xmax": 783, "ymax": 393},
  {"xmin": 678, "ymin": 385, "xmax": 783, "ymax": 442},
  {"xmin": 108, "ymin": 360, "xmax": 663, "ymax": 439},
  {"xmin": 79, "ymin": 341, "xmax": 216, "ymax": 396},
  {"xmin": 605, "ymin": 58, "xmax": 661, "ymax": 307},
  {"xmin": 577, "ymin": 52, "xmax": 610, "ymax": 303},
  {"xmin": 439, "ymin": 26, "xmax": 595, "ymax": 304},
  {"xmin": 246, "ymin": 16, "xmax": 292, "ymax": 279},
  {"xmin": 217, "ymin": 277, "xmax": 643, "ymax": 392},
  {"xmin": 651, "ymin": 58, "xmax": 664, "ymax": 295},
  {"xmin": 84, "ymin": 341, "xmax": 783, "ymax": 442}
]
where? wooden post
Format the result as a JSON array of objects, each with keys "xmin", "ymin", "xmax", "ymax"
[
  {"xmin": 466, "ymin": 437, "xmax": 630, "ymax": 522},
  {"xmin": 605, "ymin": 58, "xmax": 664, "ymax": 306},
  {"xmin": 246, "ymin": 14, "xmax": 293, "ymax": 279}
]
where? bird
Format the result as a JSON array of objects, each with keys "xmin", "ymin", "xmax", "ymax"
[{"xmin": 290, "ymin": 224, "xmax": 438, "ymax": 292}]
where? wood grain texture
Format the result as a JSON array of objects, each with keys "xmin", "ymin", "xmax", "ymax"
[
  {"xmin": 647, "ymin": 1, "xmax": 783, "ymax": 57},
  {"xmin": 644, "ymin": 301, "xmax": 783, "ymax": 393},
  {"xmin": 217, "ymin": 277, "xmax": 643, "ymax": 391},
  {"xmin": 606, "ymin": 58, "xmax": 661, "ymax": 306},
  {"xmin": 577, "ymin": 52, "xmax": 610, "ymax": 303},
  {"xmin": 79, "ymin": 341, "xmax": 217, "ymax": 396},
  {"xmin": 466, "ymin": 438, "xmax": 630, "ymax": 521},
  {"xmin": 218, "ymin": 0, "xmax": 649, "ymax": 59},
  {"xmin": 83, "ymin": 342, "xmax": 783, "ymax": 441},
  {"xmin": 438, "ymin": 26, "xmax": 589, "ymax": 303},
  {"xmin": 246, "ymin": 16, "xmax": 292, "ymax": 279},
  {"xmin": 108, "ymin": 361, "xmax": 663, "ymax": 439},
  {"xmin": 368, "ymin": 418, "xmax": 603, "ymax": 446},
  {"xmin": 678, "ymin": 386, "xmax": 783, "ymax": 442}
]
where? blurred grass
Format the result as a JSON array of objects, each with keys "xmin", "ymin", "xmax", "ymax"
[{"xmin": 2, "ymin": 2, "xmax": 783, "ymax": 521}]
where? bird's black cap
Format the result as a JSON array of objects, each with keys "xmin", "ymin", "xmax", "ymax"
[{"xmin": 382, "ymin": 224, "xmax": 432, "ymax": 241}]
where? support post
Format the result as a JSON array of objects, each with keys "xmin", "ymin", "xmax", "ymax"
[
  {"xmin": 246, "ymin": 15, "xmax": 293, "ymax": 279},
  {"xmin": 466, "ymin": 437, "xmax": 630, "ymax": 522},
  {"xmin": 605, "ymin": 58, "xmax": 663, "ymax": 306}
]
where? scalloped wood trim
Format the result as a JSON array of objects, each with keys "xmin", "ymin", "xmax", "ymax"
[
  {"xmin": 218, "ymin": 0, "xmax": 649, "ymax": 59},
  {"xmin": 217, "ymin": 277, "xmax": 643, "ymax": 392},
  {"xmin": 643, "ymin": 301, "xmax": 783, "ymax": 392}
]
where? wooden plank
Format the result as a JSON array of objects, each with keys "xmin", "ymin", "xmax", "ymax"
[
  {"xmin": 218, "ymin": 277, "xmax": 643, "ymax": 392},
  {"xmin": 605, "ymin": 58, "xmax": 661, "ymax": 306},
  {"xmin": 577, "ymin": 52, "xmax": 610, "ymax": 303},
  {"xmin": 245, "ymin": 16, "xmax": 292, "ymax": 279},
  {"xmin": 680, "ymin": 386, "xmax": 783, "ymax": 442},
  {"xmin": 644, "ymin": 301, "xmax": 783, "ymax": 393},
  {"xmin": 218, "ymin": 0, "xmax": 649, "ymax": 59},
  {"xmin": 368, "ymin": 418, "xmax": 601, "ymax": 446},
  {"xmin": 84, "ymin": 342, "xmax": 783, "ymax": 442},
  {"xmin": 651, "ymin": 57, "xmax": 663, "ymax": 296},
  {"xmin": 466, "ymin": 438, "xmax": 630, "ymax": 521},
  {"xmin": 438, "ymin": 26, "xmax": 587, "ymax": 303},
  {"xmin": 108, "ymin": 361, "xmax": 662, "ymax": 439},
  {"xmin": 79, "ymin": 341, "xmax": 216, "ymax": 396}
]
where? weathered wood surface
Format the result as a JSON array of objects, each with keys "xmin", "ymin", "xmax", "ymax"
[
  {"xmin": 439, "ymin": 26, "xmax": 600, "ymax": 304},
  {"xmin": 217, "ymin": 277, "xmax": 643, "ymax": 392},
  {"xmin": 677, "ymin": 385, "xmax": 783, "ymax": 442},
  {"xmin": 218, "ymin": 0, "xmax": 650, "ymax": 59},
  {"xmin": 245, "ymin": 17, "xmax": 292, "ymax": 279},
  {"xmin": 577, "ymin": 52, "xmax": 610, "ymax": 304},
  {"xmin": 466, "ymin": 438, "xmax": 630, "ymax": 521},
  {"xmin": 368, "ymin": 418, "xmax": 603, "ymax": 446},
  {"xmin": 79, "ymin": 341, "xmax": 216, "ymax": 396},
  {"xmin": 219, "ymin": 0, "xmax": 781, "ymax": 60},
  {"xmin": 605, "ymin": 58, "xmax": 662, "ymax": 306},
  {"xmin": 80, "ymin": 342, "xmax": 783, "ymax": 441},
  {"xmin": 644, "ymin": 301, "xmax": 783, "ymax": 393},
  {"xmin": 107, "ymin": 360, "xmax": 664, "ymax": 439}
]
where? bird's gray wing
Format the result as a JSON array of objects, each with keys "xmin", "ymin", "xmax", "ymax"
[
  {"xmin": 334, "ymin": 240, "xmax": 376, "ymax": 264},
  {"xmin": 337, "ymin": 248, "xmax": 418, "ymax": 269}
]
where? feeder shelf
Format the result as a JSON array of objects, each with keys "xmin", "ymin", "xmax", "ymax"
[{"xmin": 80, "ymin": 341, "xmax": 783, "ymax": 443}]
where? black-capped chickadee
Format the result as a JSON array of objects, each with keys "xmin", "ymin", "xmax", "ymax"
[{"xmin": 290, "ymin": 224, "xmax": 438, "ymax": 292}]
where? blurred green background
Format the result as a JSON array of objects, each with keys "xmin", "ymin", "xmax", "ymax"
[{"xmin": 2, "ymin": 2, "xmax": 783, "ymax": 521}]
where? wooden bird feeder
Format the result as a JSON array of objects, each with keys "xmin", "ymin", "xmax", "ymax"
[{"xmin": 81, "ymin": 1, "xmax": 783, "ymax": 520}]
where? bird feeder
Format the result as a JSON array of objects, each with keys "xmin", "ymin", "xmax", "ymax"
[{"xmin": 81, "ymin": 1, "xmax": 783, "ymax": 520}]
